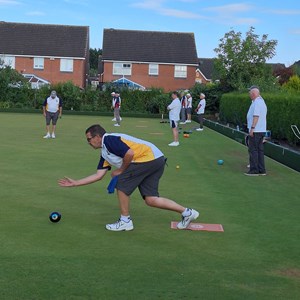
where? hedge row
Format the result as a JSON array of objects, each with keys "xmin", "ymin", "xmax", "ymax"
[
  {"xmin": 0, "ymin": 81, "xmax": 215, "ymax": 115},
  {"xmin": 219, "ymin": 92, "xmax": 300, "ymax": 143},
  {"xmin": 0, "ymin": 83, "xmax": 173, "ymax": 114}
]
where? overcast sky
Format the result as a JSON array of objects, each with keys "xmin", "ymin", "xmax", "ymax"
[{"xmin": 1, "ymin": 0, "xmax": 299, "ymax": 66}]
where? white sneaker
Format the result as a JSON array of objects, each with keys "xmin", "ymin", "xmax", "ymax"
[
  {"xmin": 168, "ymin": 141, "xmax": 179, "ymax": 146},
  {"xmin": 43, "ymin": 133, "xmax": 50, "ymax": 139},
  {"xmin": 177, "ymin": 209, "xmax": 199, "ymax": 229},
  {"xmin": 106, "ymin": 219, "xmax": 134, "ymax": 231},
  {"xmin": 114, "ymin": 124, "xmax": 120, "ymax": 127},
  {"xmin": 179, "ymin": 121, "xmax": 186, "ymax": 124},
  {"xmin": 120, "ymin": 117, "xmax": 122, "ymax": 121},
  {"xmin": 186, "ymin": 120, "xmax": 192, "ymax": 123},
  {"xmin": 196, "ymin": 128, "xmax": 204, "ymax": 131},
  {"xmin": 51, "ymin": 133, "xmax": 56, "ymax": 138},
  {"xmin": 112, "ymin": 118, "xmax": 116, "ymax": 121}
]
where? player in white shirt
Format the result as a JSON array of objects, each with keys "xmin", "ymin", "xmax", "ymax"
[
  {"xmin": 42, "ymin": 90, "xmax": 62, "ymax": 139},
  {"xmin": 195, "ymin": 93, "xmax": 206, "ymax": 131},
  {"xmin": 186, "ymin": 93, "xmax": 193, "ymax": 123},
  {"xmin": 167, "ymin": 91, "xmax": 181, "ymax": 146},
  {"xmin": 245, "ymin": 86, "xmax": 267, "ymax": 176}
]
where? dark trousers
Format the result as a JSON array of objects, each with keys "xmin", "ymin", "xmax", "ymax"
[
  {"xmin": 180, "ymin": 108, "xmax": 186, "ymax": 122},
  {"xmin": 197, "ymin": 114, "xmax": 204, "ymax": 128},
  {"xmin": 248, "ymin": 132, "xmax": 266, "ymax": 173}
]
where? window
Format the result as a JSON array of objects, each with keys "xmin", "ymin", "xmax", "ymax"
[
  {"xmin": 60, "ymin": 59, "xmax": 73, "ymax": 72},
  {"xmin": 174, "ymin": 65, "xmax": 187, "ymax": 78},
  {"xmin": 0, "ymin": 55, "xmax": 15, "ymax": 68},
  {"xmin": 34, "ymin": 57, "xmax": 44, "ymax": 69},
  {"xmin": 149, "ymin": 64, "xmax": 159, "ymax": 75},
  {"xmin": 113, "ymin": 62, "xmax": 132, "ymax": 75}
]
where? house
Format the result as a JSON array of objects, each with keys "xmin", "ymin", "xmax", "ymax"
[
  {"xmin": 196, "ymin": 58, "xmax": 215, "ymax": 84},
  {"xmin": 0, "ymin": 21, "xmax": 89, "ymax": 88},
  {"xmin": 100, "ymin": 28, "xmax": 199, "ymax": 91}
]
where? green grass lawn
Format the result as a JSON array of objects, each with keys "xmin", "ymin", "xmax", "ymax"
[{"xmin": 0, "ymin": 112, "xmax": 299, "ymax": 300}]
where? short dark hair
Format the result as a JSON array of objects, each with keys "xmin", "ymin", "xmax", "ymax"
[
  {"xmin": 85, "ymin": 124, "xmax": 106, "ymax": 137},
  {"xmin": 172, "ymin": 91, "xmax": 179, "ymax": 97}
]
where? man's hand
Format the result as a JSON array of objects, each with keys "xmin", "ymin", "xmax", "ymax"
[
  {"xmin": 249, "ymin": 129, "xmax": 254, "ymax": 137},
  {"xmin": 58, "ymin": 177, "xmax": 77, "ymax": 187},
  {"xmin": 111, "ymin": 169, "xmax": 123, "ymax": 177}
]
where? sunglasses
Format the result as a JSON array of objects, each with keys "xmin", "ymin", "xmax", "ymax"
[{"xmin": 87, "ymin": 135, "xmax": 97, "ymax": 142}]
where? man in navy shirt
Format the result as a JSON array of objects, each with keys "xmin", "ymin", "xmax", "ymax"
[{"xmin": 58, "ymin": 124, "xmax": 199, "ymax": 231}]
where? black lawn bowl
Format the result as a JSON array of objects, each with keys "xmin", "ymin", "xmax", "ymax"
[{"xmin": 49, "ymin": 212, "xmax": 62, "ymax": 223}]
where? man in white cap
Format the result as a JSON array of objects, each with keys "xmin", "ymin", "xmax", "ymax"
[
  {"xmin": 195, "ymin": 93, "xmax": 206, "ymax": 131},
  {"xmin": 42, "ymin": 90, "xmax": 62, "ymax": 139},
  {"xmin": 111, "ymin": 92, "xmax": 116, "ymax": 121},
  {"xmin": 186, "ymin": 93, "xmax": 193, "ymax": 123}
]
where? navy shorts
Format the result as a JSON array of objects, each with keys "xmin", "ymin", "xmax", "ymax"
[{"xmin": 170, "ymin": 120, "xmax": 178, "ymax": 128}]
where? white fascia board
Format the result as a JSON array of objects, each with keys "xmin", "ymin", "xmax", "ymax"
[
  {"xmin": 2, "ymin": 54, "xmax": 85, "ymax": 60},
  {"xmin": 103, "ymin": 60, "xmax": 198, "ymax": 67}
]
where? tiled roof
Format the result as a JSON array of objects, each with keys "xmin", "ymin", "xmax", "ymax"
[
  {"xmin": 102, "ymin": 28, "xmax": 198, "ymax": 65},
  {"xmin": 198, "ymin": 58, "xmax": 215, "ymax": 80},
  {"xmin": 0, "ymin": 21, "xmax": 89, "ymax": 58}
]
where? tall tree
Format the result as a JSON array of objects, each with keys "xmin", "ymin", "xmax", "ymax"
[
  {"xmin": 214, "ymin": 27, "xmax": 278, "ymax": 90},
  {"xmin": 89, "ymin": 48, "xmax": 102, "ymax": 76}
]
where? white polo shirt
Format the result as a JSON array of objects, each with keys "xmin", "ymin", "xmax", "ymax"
[
  {"xmin": 247, "ymin": 96, "xmax": 267, "ymax": 132},
  {"xmin": 167, "ymin": 98, "xmax": 181, "ymax": 121},
  {"xmin": 187, "ymin": 96, "xmax": 192, "ymax": 108},
  {"xmin": 43, "ymin": 96, "xmax": 62, "ymax": 113},
  {"xmin": 197, "ymin": 99, "xmax": 206, "ymax": 114}
]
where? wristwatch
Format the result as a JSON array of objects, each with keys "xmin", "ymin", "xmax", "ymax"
[{"xmin": 251, "ymin": 126, "xmax": 255, "ymax": 129}]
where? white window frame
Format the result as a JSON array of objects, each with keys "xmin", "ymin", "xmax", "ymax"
[
  {"xmin": 34, "ymin": 57, "xmax": 44, "ymax": 70},
  {"xmin": 60, "ymin": 58, "xmax": 73, "ymax": 72},
  {"xmin": 174, "ymin": 65, "xmax": 187, "ymax": 78},
  {"xmin": 113, "ymin": 62, "xmax": 132, "ymax": 76},
  {"xmin": 149, "ymin": 63, "xmax": 159, "ymax": 75},
  {"xmin": 0, "ymin": 55, "xmax": 15, "ymax": 68}
]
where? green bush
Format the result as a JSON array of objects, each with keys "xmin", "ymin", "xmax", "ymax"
[
  {"xmin": 190, "ymin": 82, "xmax": 224, "ymax": 114},
  {"xmin": 282, "ymin": 75, "xmax": 300, "ymax": 93},
  {"xmin": 220, "ymin": 91, "xmax": 300, "ymax": 143}
]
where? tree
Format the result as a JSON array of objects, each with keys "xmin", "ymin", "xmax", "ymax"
[
  {"xmin": 0, "ymin": 63, "xmax": 30, "ymax": 104},
  {"xmin": 274, "ymin": 66, "xmax": 295, "ymax": 85},
  {"xmin": 292, "ymin": 60, "xmax": 300, "ymax": 77},
  {"xmin": 214, "ymin": 27, "xmax": 278, "ymax": 91},
  {"xmin": 89, "ymin": 48, "xmax": 102, "ymax": 76}
]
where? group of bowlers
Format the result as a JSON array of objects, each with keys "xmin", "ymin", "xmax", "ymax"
[
  {"xmin": 167, "ymin": 91, "xmax": 206, "ymax": 146},
  {"xmin": 43, "ymin": 86, "xmax": 267, "ymax": 231}
]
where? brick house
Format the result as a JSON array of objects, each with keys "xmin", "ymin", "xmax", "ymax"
[
  {"xmin": 196, "ymin": 58, "xmax": 215, "ymax": 84},
  {"xmin": 100, "ymin": 28, "xmax": 199, "ymax": 91},
  {"xmin": 0, "ymin": 21, "xmax": 89, "ymax": 88}
]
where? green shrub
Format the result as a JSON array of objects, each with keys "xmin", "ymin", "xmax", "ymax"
[
  {"xmin": 220, "ymin": 91, "xmax": 300, "ymax": 143},
  {"xmin": 190, "ymin": 82, "xmax": 224, "ymax": 114},
  {"xmin": 282, "ymin": 75, "xmax": 300, "ymax": 93}
]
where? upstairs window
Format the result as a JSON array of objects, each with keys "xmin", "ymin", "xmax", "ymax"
[
  {"xmin": 174, "ymin": 65, "xmax": 187, "ymax": 78},
  {"xmin": 60, "ymin": 59, "xmax": 73, "ymax": 72},
  {"xmin": 149, "ymin": 64, "xmax": 159, "ymax": 75},
  {"xmin": 0, "ymin": 55, "xmax": 15, "ymax": 68},
  {"xmin": 113, "ymin": 62, "xmax": 132, "ymax": 76},
  {"xmin": 34, "ymin": 57, "xmax": 44, "ymax": 69}
]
